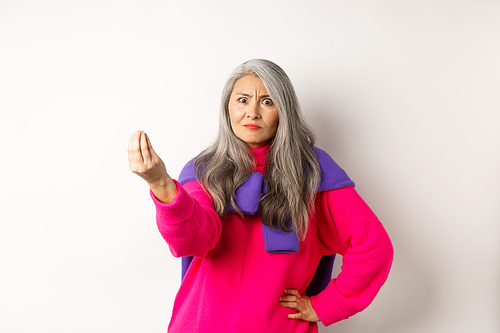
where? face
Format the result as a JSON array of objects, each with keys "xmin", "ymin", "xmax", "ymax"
[{"xmin": 228, "ymin": 74, "xmax": 279, "ymax": 149}]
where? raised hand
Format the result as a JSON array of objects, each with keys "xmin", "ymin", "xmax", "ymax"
[
  {"xmin": 279, "ymin": 289, "xmax": 320, "ymax": 322},
  {"xmin": 127, "ymin": 130, "xmax": 177, "ymax": 203}
]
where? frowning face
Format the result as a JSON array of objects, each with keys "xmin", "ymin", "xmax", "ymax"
[{"xmin": 228, "ymin": 74, "xmax": 279, "ymax": 148}]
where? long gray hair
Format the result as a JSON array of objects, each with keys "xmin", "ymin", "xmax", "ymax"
[{"xmin": 194, "ymin": 59, "xmax": 321, "ymax": 239}]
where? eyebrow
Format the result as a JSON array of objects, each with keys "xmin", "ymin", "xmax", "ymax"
[{"xmin": 234, "ymin": 92, "xmax": 271, "ymax": 98}]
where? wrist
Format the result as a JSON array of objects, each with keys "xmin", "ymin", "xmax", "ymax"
[
  {"xmin": 148, "ymin": 176, "xmax": 173, "ymax": 189},
  {"xmin": 149, "ymin": 177, "xmax": 178, "ymax": 204}
]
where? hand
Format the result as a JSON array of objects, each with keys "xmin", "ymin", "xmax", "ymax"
[
  {"xmin": 278, "ymin": 289, "xmax": 320, "ymax": 322},
  {"xmin": 127, "ymin": 130, "xmax": 177, "ymax": 203}
]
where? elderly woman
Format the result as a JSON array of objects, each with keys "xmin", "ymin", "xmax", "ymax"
[{"xmin": 128, "ymin": 59, "xmax": 393, "ymax": 333}]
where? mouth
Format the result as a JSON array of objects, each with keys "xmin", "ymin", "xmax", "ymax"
[{"xmin": 244, "ymin": 124, "xmax": 261, "ymax": 129}]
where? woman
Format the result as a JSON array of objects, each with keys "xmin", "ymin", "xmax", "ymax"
[{"xmin": 128, "ymin": 59, "xmax": 393, "ymax": 332}]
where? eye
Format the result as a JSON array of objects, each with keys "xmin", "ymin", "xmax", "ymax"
[
  {"xmin": 262, "ymin": 98, "xmax": 273, "ymax": 105},
  {"xmin": 238, "ymin": 97, "xmax": 248, "ymax": 103}
]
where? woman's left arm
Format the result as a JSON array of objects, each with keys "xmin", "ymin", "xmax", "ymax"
[
  {"xmin": 278, "ymin": 186, "xmax": 393, "ymax": 324},
  {"xmin": 310, "ymin": 186, "xmax": 394, "ymax": 326}
]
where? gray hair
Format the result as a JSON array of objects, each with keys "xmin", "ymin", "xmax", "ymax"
[{"xmin": 194, "ymin": 59, "xmax": 321, "ymax": 239}]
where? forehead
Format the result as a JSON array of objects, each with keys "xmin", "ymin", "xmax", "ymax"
[{"xmin": 231, "ymin": 74, "xmax": 268, "ymax": 94}]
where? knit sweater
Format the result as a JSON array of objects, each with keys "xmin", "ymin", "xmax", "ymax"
[{"xmin": 151, "ymin": 145, "xmax": 394, "ymax": 333}]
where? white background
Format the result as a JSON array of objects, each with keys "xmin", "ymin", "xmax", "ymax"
[{"xmin": 1, "ymin": 1, "xmax": 499, "ymax": 332}]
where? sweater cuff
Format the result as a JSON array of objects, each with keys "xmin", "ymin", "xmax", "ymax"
[
  {"xmin": 150, "ymin": 180, "xmax": 195, "ymax": 224},
  {"xmin": 310, "ymin": 282, "xmax": 348, "ymax": 326}
]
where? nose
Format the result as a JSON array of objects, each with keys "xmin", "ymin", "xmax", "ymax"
[{"xmin": 246, "ymin": 101, "xmax": 261, "ymax": 119}]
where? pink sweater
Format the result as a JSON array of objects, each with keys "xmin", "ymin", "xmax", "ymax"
[{"xmin": 151, "ymin": 145, "xmax": 393, "ymax": 333}]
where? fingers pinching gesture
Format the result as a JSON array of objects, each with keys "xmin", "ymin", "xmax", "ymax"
[
  {"xmin": 279, "ymin": 289, "xmax": 320, "ymax": 322},
  {"xmin": 127, "ymin": 130, "xmax": 177, "ymax": 203}
]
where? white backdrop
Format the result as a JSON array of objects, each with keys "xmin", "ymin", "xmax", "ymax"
[{"xmin": 1, "ymin": 1, "xmax": 499, "ymax": 332}]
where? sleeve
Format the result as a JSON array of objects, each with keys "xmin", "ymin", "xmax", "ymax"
[
  {"xmin": 310, "ymin": 186, "xmax": 394, "ymax": 326},
  {"xmin": 150, "ymin": 179, "xmax": 222, "ymax": 259}
]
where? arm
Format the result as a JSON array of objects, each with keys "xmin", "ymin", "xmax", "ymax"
[
  {"xmin": 311, "ymin": 186, "xmax": 394, "ymax": 325},
  {"xmin": 151, "ymin": 179, "xmax": 222, "ymax": 258},
  {"xmin": 128, "ymin": 130, "xmax": 221, "ymax": 258}
]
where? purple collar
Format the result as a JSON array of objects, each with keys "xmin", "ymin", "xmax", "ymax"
[{"xmin": 178, "ymin": 147, "xmax": 354, "ymax": 295}]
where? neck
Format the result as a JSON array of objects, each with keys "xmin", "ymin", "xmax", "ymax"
[{"xmin": 250, "ymin": 143, "xmax": 271, "ymax": 174}]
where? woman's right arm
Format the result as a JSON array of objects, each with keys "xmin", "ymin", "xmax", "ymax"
[{"xmin": 128, "ymin": 130, "xmax": 222, "ymax": 258}]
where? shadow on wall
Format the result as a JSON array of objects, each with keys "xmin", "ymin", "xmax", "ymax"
[{"xmin": 308, "ymin": 108, "xmax": 438, "ymax": 333}]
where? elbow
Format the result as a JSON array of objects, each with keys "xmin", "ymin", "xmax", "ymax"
[
  {"xmin": 380, "ymin": 230, "xmax": 394, "ymax": 280},
  {"xmin": 169, "ymin": 245, "xmax": 194, "ymax": 258},
  {"xmin": 166, "ymin": 238, "xmax": 213, "ymax": 259}
]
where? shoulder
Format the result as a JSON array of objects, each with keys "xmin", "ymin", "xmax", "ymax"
[
  {"xmin": 178, "ymin": 159, "xmax": 197, "ymax": 185},
  {"xmin": 313, "ymin": 146, "xmax": 355, "ymax": 192},
  {"xmin": 177, "ymin": 159, "xmax": 212, "ymax": 202},
  {"xmin": 179, "ymin": 149, "xmax": 212, "ymax": 185}
]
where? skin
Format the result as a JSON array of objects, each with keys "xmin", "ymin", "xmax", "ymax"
[
  {"xmin": 228, "ymin": 74, "xmax": 279, "ymax": 149},
  {"xmin": 279, "ymin": 289, "xmax": 320, "ymax": 322},
  {"xmin": 127, "ymin": 74, "xmax": 319, "ymax": 322},
  {"xmin": 127, "ymin": 130, "xmax": 177, "ymax": 204}
]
